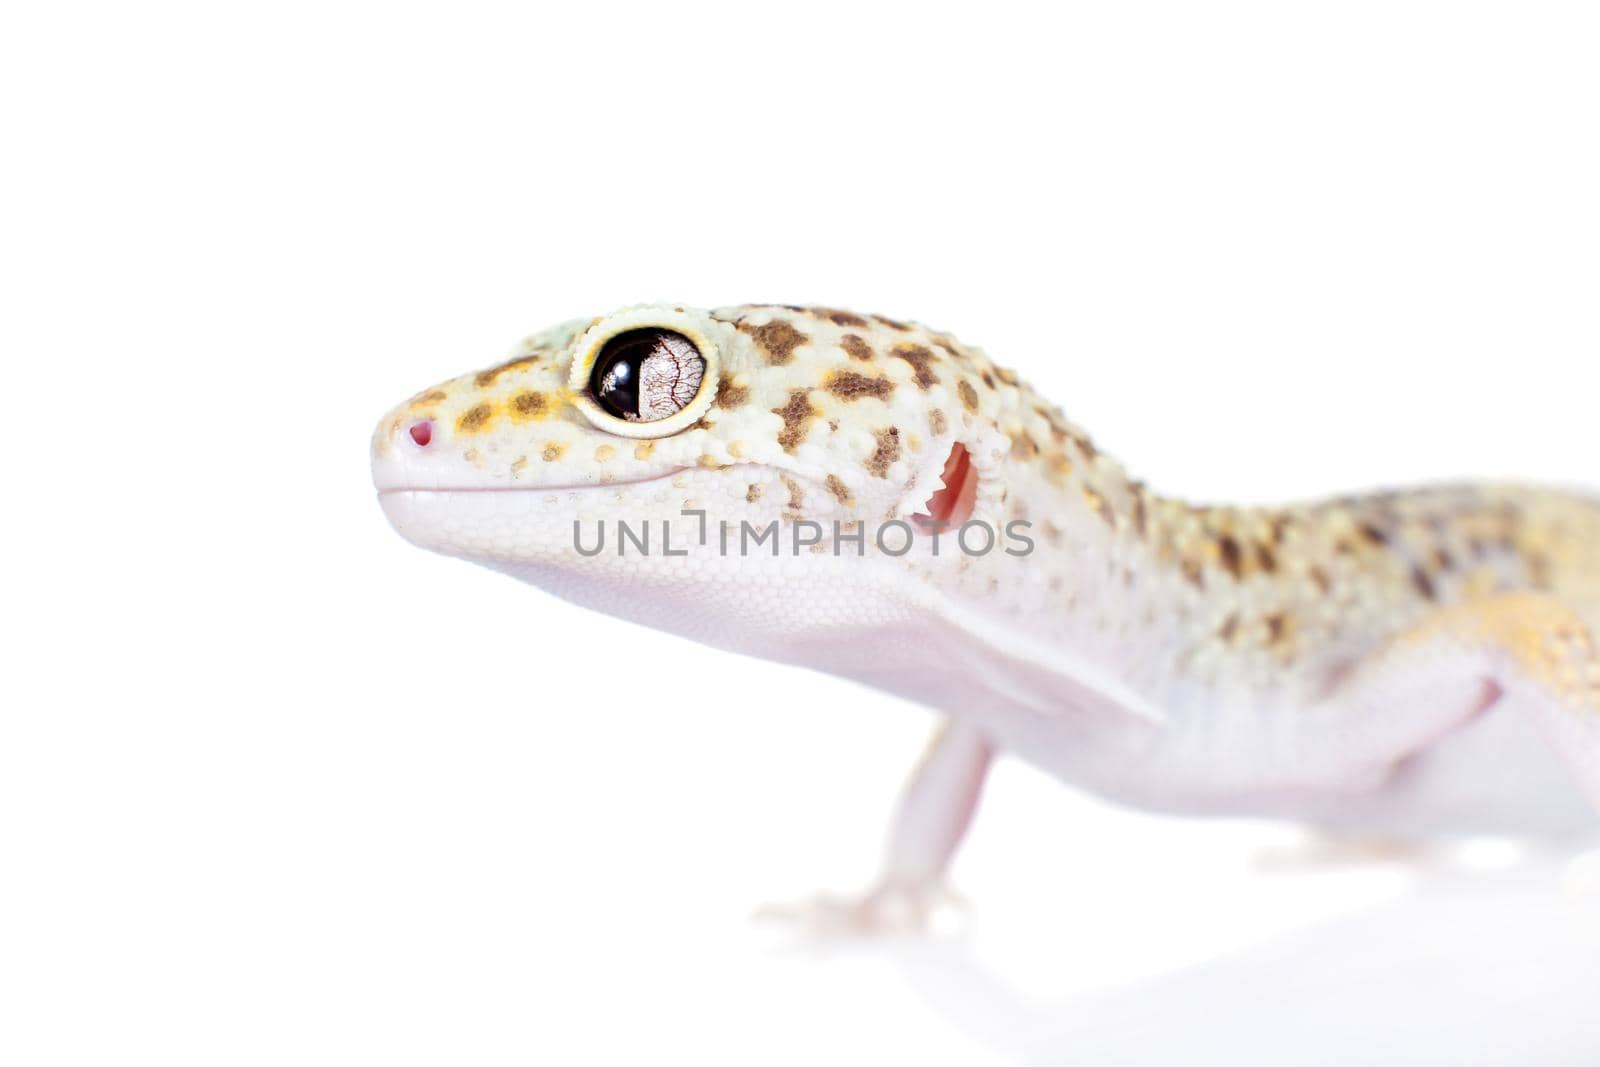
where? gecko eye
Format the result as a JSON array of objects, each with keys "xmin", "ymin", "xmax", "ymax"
[{"xmin": 589, "ymin": 329, "xmax": 706, "ymax": 422}]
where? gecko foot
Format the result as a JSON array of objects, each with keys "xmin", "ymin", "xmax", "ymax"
[
  {"xmin": 753, "ymin": 883, "xmax": 971, "ymax": 940},
  {"xmin": 1252, "ymin": 832, "xmax": 1440, "ymax": 874}
]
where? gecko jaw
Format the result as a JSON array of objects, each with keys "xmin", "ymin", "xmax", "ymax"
[{"xmin": 372, "ymin": 468, "xmax": 693, "ymax": 497}]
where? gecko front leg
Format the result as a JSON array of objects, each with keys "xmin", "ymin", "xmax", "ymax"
[{"xmin": 761, "ymin": 718, "xmax": 994, "ymax": 936}]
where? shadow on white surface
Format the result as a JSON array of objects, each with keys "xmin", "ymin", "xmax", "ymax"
[{"xmin": 882, "ymin": 861, "xmax": 1600, "ymax": 1067}]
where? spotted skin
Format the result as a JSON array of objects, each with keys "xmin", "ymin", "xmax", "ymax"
[{"xmin": 374, "ymin": 303, "xmax": 1600, "ymax": 916}]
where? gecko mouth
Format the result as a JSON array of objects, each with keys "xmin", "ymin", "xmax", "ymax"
[{"xmin": 373, "ymin": 468, "xmax": 693, "ymax": 496}]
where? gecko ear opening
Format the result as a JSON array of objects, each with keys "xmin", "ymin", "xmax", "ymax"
[{"xmin": 914, "ymin": 442, "xmax": 978, "ymax": 531}]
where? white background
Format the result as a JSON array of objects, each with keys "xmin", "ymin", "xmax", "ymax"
[{"xmin": 5, "ymin": 2, "xmax": 1600, "ymax": 1064}]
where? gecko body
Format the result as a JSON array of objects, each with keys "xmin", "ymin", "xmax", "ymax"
[{"xmin": 373, "ymin": 304, "xmax": 1600, "ymax": 913}]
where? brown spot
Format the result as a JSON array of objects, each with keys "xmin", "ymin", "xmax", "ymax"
[
  {"xmin": 739, "ymin": 319, "xmax": 809, "ymax": 365},
  {"xmin": 1266, "ymin": 612, "xmax": 1294, "ymax": 649},
  {"xmin": 957, "ymin": 379, "xmax": 980, "ymax": 413},
  {"xmin": 772, "ymin": 389, "xmax": 818, "ymax": 453},
  {"xmin": 981, "ymin": 370, "xmax": 997, "ymax": 389},
  {"xmin": 1218, "ymin": 535, "xmax": 1244, "ymax": 579},
  {"xmin": 714, "ymin": 379, "xmax": 750, "ymax": 408},
  {"xmin": 408, "ymin": 388, "xmax": 447, "ymax": 408},
  {"xmin": 1009, "ymin": 434, "xmax": 1040, "ymax": 460},
  {"xmin": 1219, "ymin": 615, "xmax": 1240, "ymax": 644},
  {"xmin": 633, "ymin": 441, "xmax": 655, "ymax": 460},
  {"xmin": 866, "ymin": 427, "xmax": 902, "ymax": 477},
  {"xmin": 1358, "ymin": 521, "xmax": 1390, "ymax": 547},
  {"xmin": 1082, "ymin": 487, "xmax": 1115, "ymax": 529},
  {"xmin": 826, "ymin": 370, "xmax": 894, "ymax": 402},
  {"xmin": 456, "ymin": 403, "xmax": 494, "ymax": 433},
  {"xmin": 1182, "ymin": 557, "xmax": 1205, "ymax": 588},
  {"xmin": 875, "ymin": 314, "xmax": 913, "ymax": 331},
  {"xmin": 890, "ymin": 344, "xmax": 939, "ymax": 389},
  {"xmin": 746, "ymin": 483, "xmax": 763, "ymax": 503},
  {"xmin": 1411, "ymin": 565, "xmax": 1438, "ymax": 600},
  {"xmin": 1309, "ymin": 566, "xmax": 1331, "ymax": 594},
  {"xmin": 782, "ymin": 474, "xmax": 805, "ymax": 510},
  {"xmin": 934, "ymin": 338, "xmax": 962, "ymax": 359},
  {"xmin": 474, "ymin": 355, "xmax": 538, "ymax": 388},
  {"xmin": 824, "ymin": 474, "xmax": 852, "ymax": 505},
  {"xmin": 840, "ymin": 334, "xmax": 875, "ymax": 361},
  {"xmin": 541, "ymin": 442, "xmax": 565, "ymax": 462},
  {"xmin": 995, "ymin": 367, "xmax": 1020, "ymax": 387},
  {"xmin": 1256, "ymin": 543, "xmax": 1279, "ymax": 574},
  {"xmin": 1131, "ymin": 484, "xmax": 1149, "ymax": 538},
  {"xmin": 509, "ymin": 390, "xmax": 548, "ymax": 419},
  {"xmin": 815, "ymin": 307, "xmax": 870, "ymax": 327},
  {"xmin": 1069, "ymin": 431, "xmax": 1099, "ymax": 462}
]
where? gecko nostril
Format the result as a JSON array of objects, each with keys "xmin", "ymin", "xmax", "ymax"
[{"xmin": 408, "ymin": 420, "xmax": 434, "ymax": 447}]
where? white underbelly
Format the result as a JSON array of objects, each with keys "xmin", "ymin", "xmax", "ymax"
[
  {"xmin": 997, "ymin": 698, "xmax": 1597, "ymax": 842},
  {"xmin": 1276, "ymin": 706, "xmax": 1597, "ymax": 841}
]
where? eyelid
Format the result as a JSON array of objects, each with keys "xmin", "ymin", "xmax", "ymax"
[{"xmin": 568, "ymin": 306, "xmax": 722, "ymax": 439}]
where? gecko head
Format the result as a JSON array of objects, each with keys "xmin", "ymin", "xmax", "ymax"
[{"xmin": 372, "ymin": 303, "xmax": 1010, "ymax": 659}]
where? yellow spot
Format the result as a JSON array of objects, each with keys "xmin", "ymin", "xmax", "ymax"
[
  {"xmin": 1082, "ymin": 487, "xmax": 1114, "ymax": 528},
  {"xmin": 408, "ymin": 389, "xmax": 447, "ymax": 409},
  {"xmin": 474, "ymin": 356, "xmax": 538, "ymax": 388},
  {"xmin": 697, "ymin": 454, "xmax": 720, "ymax": 468},
  {"xmin": 456, "ymin": 403, "xmax": 495, "ymax": 433},
  {"xmin": 634, "ymin": 441, "xmax": 655, "ymax": 460},
  {"xmin": 728, "ymin": 441, "xmax": 748, "ymax": 458},
  {"xmin": 594, "ymin": 444, "xmax": 616, "ymax": 462},
  {"xmin": 510, "ymin": 456, "xmax": 528, "ymax": 477},
  {"xmin": 542, "ymin": 442, "xmax": 565, "ymax": 462},
  {"xmin": 509, "ymin": 391, "xmax": 549, "ymax": 421}
]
